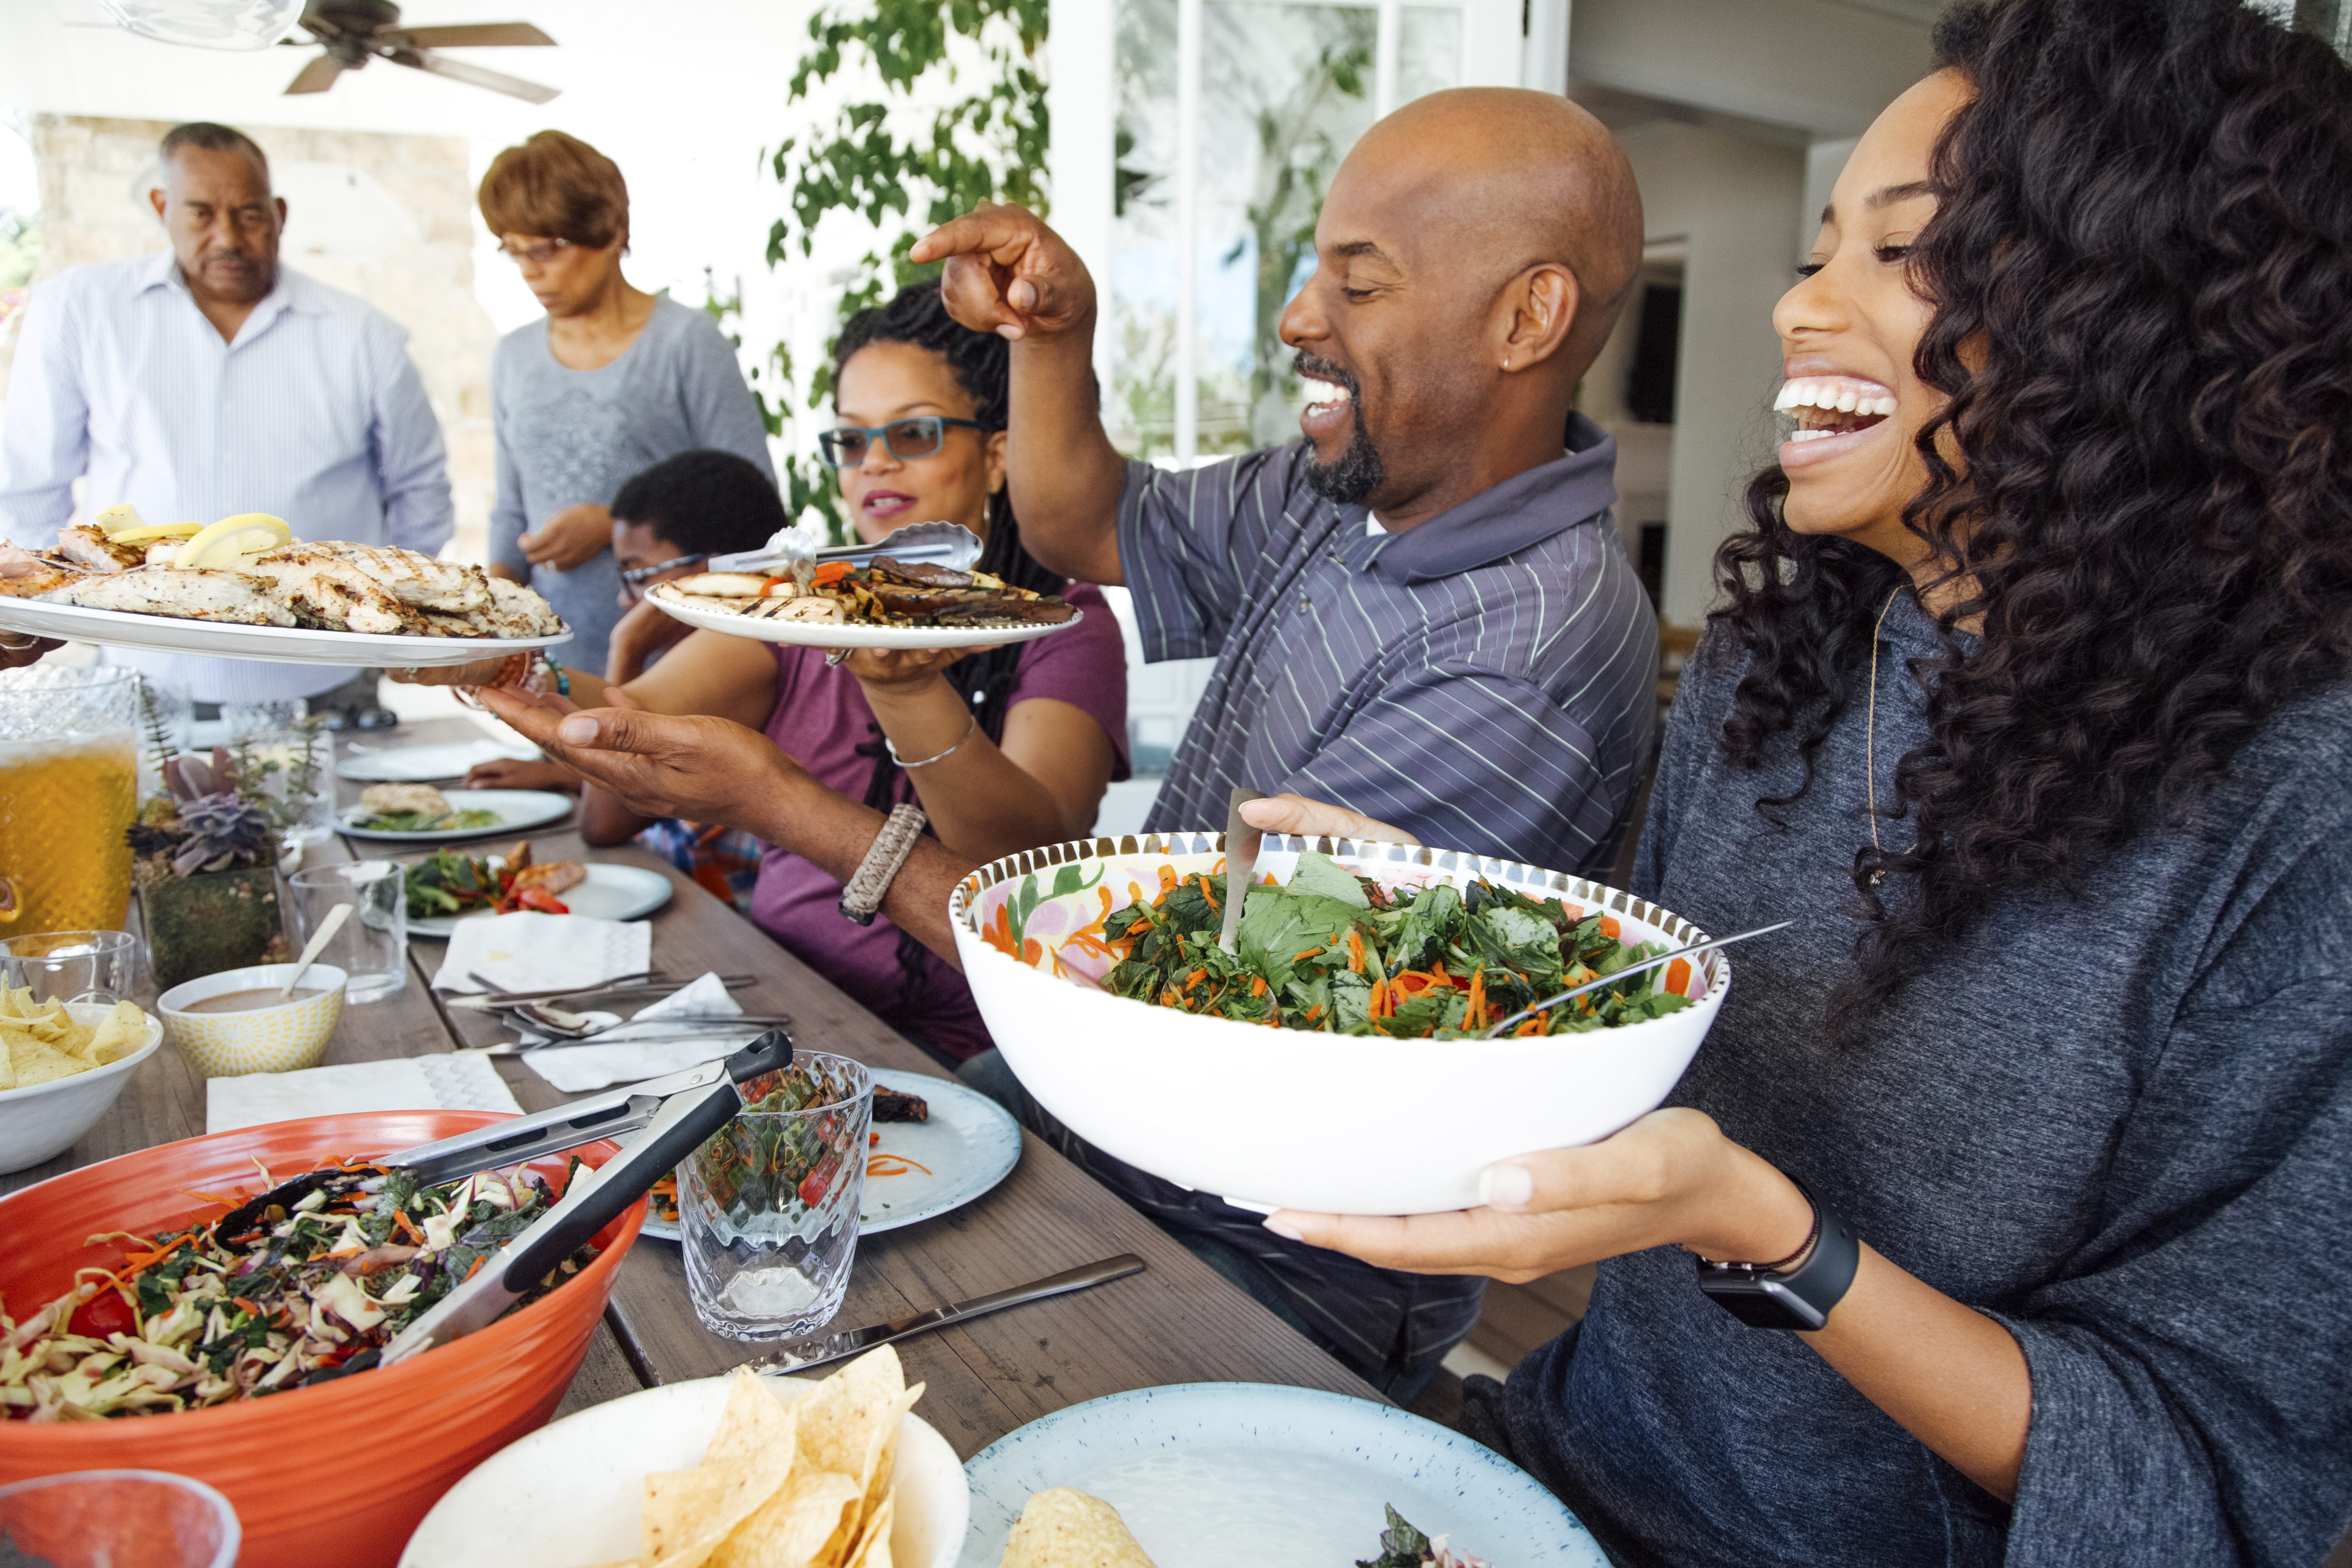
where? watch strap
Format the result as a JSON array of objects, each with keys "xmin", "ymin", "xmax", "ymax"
[{"xmin": 1695, "ymin": 1177, "xmax": 1860, "ymax": 1331}]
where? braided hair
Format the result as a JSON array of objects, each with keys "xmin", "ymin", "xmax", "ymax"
[
  {"xmin": 833, "ymin": 281, "xmax": 1067, "ymax": 1009},
  {"xmin": 1712, "ymin": 0, "xmax": 2352, "ymax": 1044}
]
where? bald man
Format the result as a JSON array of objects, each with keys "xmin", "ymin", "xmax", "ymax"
[{"xmin": 904, "ymin": 88, "xmax": 1659, "ymax": 1397}]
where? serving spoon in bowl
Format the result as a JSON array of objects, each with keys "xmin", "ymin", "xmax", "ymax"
[
  {"xmin": 279, "ymin": 902, "xmax": 353, "ymax": 999},
  {"xmin": 1481, "ymin": 919, "xmax": 1792, "ymax": 1038}
]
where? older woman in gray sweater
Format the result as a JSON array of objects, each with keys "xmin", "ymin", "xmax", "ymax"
[{"xmin": 478, "ymin": 131, "xmax": 771, "ymax": 674}]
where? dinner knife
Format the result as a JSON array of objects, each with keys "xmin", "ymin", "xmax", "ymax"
[
  {"xmin": 737, "ymin": 1254, "xmax": 1147, "ymax": 1377},
  {"xmin": 1217, "ymin": 786, "xmax": 1269, "ymax": 954}
]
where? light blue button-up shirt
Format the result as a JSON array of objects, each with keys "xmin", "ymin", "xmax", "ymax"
[{"xmin": 0, "ymin": 250, "xmax": 452, "ymax": 703}]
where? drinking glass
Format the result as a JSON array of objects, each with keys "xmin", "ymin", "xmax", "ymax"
[
  {"xmin": 0, "ymin": 929, "xmax": 142, "ymax": 1005},
  {"xmin": 285, "ymin": 861, "xmax": 406, "ymax": 1003},
  {"xmin": 0, "ymin": 665, "xmax": 142, "ymax": 934},
  {"xmin": 0, "ymin": 1469, "xmax": 239, "ymax": 1568},
  {"xmin": 680, "ymin": 1052, "xmax": 873, "ymax": 1340}
]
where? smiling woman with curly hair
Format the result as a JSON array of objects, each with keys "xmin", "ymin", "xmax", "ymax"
[{"xmin": 1238, "ymin": 0, "xmax": 2352, "ymax": 1561}]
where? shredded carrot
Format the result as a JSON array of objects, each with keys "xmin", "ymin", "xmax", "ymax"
[
  {"xmin": 1368, "ymin": 977, "xmax": 1389, "ymax": 1018},
  {"xmin": 1292, "ymin": 947, "xmax": 1325, "ymax": 962},
  {"xmin": 463, "ymin": 1256, "xmax": 486, "ymax": 1282},
  {"xmin": 182, "ymin": 1187, "xmax": 246, "ymax": 1209},
  {"xmin": 1305, "ymin": 1004, "xmax": 1323, "ymax": 1022},
  {"xmin": 1197, "ymin": 876, "xmax": 1219, "ymax": 912},
  {"xmin": 1251, "ymin": 974, "xmax": 1267, "ymax": 996},
  {"xmin": 1431, "ymin": 959, "xmax": 1448, "ymax": 983},
  {"xmin": 1183, "ymin": 967, "xmax": 1208, "ymax": 991},
  {"xmin": 232, "ymin": 1295, "xmax": 265, "ymax": 1317},
  {"xmin": 1157, "ymin": 864, "xmax": 1180, "ymax": 894},
  {"xmin": 393, "ymin": 1211, "xmax": 423, "ymax": 1245},
  {"xmin": 1347, "ymin": 929, "xmax": 1367, "ymax": 973},
  {"xmin": 122, "ymin": 1232, "xmax": 193, "ymax": 1271},
  {"xmin": 867, "ymin": 1154, "xmax": 933, "ymax": 1178},
  {"xmin": 811, "ymin": 560, "xmax": 854, "ymax": 588},
  {"xmin": 1515, "ymin": 1017, "xmax": 1545, "ymax": 1037},
  {"xmin": 1466, "ymin": 966, "xmax": 1488, "ymax": 1031},
  {"xmin": 1598, "ymin": 915, "xmax": 1622, "ymax": 939},
  {"xmin": 1664, "ymin": 957, "xmax": 1693, "ymax": 996}
]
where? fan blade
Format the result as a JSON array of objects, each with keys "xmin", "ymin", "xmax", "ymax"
[
  {"xmin": 393, "ymin": 22, "xmax": 555, "ymax": 47},
  {"xmin": 285, "ymin": 53, "xmax": 347, "ymax": 94},
  {"xmin": 384, "ymin": 45, "xmax": 559, "ymax": 103}
]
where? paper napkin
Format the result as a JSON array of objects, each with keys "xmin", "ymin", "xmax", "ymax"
[
  {"xmin": 516, "ymin": 971, "xmax": 763, "ymax": 1093},
  {"xmin": 206, "ymin": 1053, "xmax": 522, "ymax": 1134},
  {"xmin": 429, "ymin": 911, "xmax": 653, "ymax": 995}
]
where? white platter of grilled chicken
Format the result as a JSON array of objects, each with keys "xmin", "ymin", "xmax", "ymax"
[{"xmin": 0, "ymin": 528, "xmax": 569, "ymax": 667}]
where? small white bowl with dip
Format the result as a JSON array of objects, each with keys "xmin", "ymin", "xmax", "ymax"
[{"xmin": 160, "ymin": 963, "xmax": 348, "ymax": 1077}]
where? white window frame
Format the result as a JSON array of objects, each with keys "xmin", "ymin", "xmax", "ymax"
[{"xmin": 1050, "ymin": 0, "xmax": 1567, "ymax": 462}]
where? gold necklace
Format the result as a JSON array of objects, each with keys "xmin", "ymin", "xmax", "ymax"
[{"xmin": 1864, "ymin": 585, "xmax": 1904, "ymax": 887}]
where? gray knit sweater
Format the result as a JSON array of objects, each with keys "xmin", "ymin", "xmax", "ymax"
[{"xmin": 1501, "ymin": 593, "xmax": 2352, "ymax": 1565}]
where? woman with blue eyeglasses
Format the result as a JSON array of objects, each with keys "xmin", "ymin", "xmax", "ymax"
[{"xmin": 422, "ymin": 282, "xmax": 1130, "ymax": 1066}]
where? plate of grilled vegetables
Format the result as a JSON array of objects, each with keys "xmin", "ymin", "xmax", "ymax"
[
  {"xmin": 646, "ymin": 554, "xmax": 1084, "ymax": 649},
  {"xmin": 0, "ymin": 507, "xmax": 569, "ymax": 666}
]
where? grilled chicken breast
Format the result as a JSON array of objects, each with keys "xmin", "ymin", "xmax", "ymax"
[
  {"xmin": 291, "ymin": 543, "xmax": 492, "ymax": 613},
  {"xmin": 0, "ymin": 543, "xmax": 83, "ymax": 599},
  {"xmin": 53, "ymin": 525, "xmax": 146, "ymax": 573},
  {"xmin": 231, "ymin": 546, "xmax": 413, "ymax": 635},
  {"xmin": 55, "ymin": 568, "xmax": 295, "ymax": 625}
]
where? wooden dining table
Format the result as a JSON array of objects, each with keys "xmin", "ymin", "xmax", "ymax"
[{"xmin": 3, "ymin": 713, "xmax": 1378, "ymax": 1463}]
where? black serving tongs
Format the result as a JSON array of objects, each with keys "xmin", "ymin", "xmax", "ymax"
[{"xmin": 240, "ymin": 1030, "xmax": 793, "ymax": 1378}]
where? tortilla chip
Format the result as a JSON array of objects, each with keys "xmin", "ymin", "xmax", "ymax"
[
  {"xmin": 704, "ymin": 1368, "xmax": 800, "ymax": 1480},
  {"xmin": 843, "ymin": 1495, "xmax": 892, "ymax": 1568},
  {"xmin": 0, "ymin": 1047, "xmax": 15, "ymax": 1091},
  {"xmin": 791, "ymin": 1346, "xmax": 905, "ymax": 1481},
  {"xmin": 849, "ymin": 1387, "xmax": 921, "ymax": 1540},
  {"xmin": 0, "ymin": 985, "xmax": 33, "ymax": 1021},
  {"xmin": 998, "ymin": 1489, "xmax": 1159, "ymax": 1568},
  {"xmin": 81, "ymin": 1002, "xmax": 147, "ymax": 1065},
  {"xmin": 7, "ymin": 1037, "xmax": 88, "ymax": 1088},
  {"xmin": 706, "ymin": 1468, "xmax": 862, "ymax": 1568},
  {"xmin": 643, "ymin": 1459, "xmax": 781, "ymax": 1568}
]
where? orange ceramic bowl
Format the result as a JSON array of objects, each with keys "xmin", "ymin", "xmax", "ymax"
[{"xmin": 0, "ymin": 1111, "xmax": 645, "ymax": 1568}]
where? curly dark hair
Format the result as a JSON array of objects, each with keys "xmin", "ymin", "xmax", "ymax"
[
  {"xmin": 1712, "ymin": 0, "xmax": 2352, "ymax": 1042},
  {"xmin": 832, "ymin": 281, "xmax": 1070, "ymax": 1011},
  {"xmin": 612, "ymin": 449, "xmax": 786, "ymax": 559}
]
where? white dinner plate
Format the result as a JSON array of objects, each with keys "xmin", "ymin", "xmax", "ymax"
[
  {"xmin": 0, "ymin": 597, "xmax": 569, "ymax": 668},
  {"xmin": 404, "ymin": 861, "xmax": 673, "ymax": 938},
  {"xmin": 648, "ymin": 583, "xmax": 1084, "ymax": 650},
  {"xmin": 401, "ymin": 1372, "xmax": 967, "ymax": 1568},
  {"xmin": 338, "ymin": 788, "xmax": 571, "ymax": 843},
  {"xmin": 959, "ymin": 1383, "xmax": 1605, "ymax": 1568},
  {"xmin": 337, "ymin": 739, "xmax": 541, "ymax": 782},
  {"xmin": 642, "ymin": 1066, "xmax": 1021, "ymax": 1241}
]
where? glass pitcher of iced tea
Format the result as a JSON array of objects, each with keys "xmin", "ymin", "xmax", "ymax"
[{"xmin": 0, "ymin": 665, "xmax": 143, "ymax": 933}]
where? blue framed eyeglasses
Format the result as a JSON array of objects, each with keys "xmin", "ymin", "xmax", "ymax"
[{"xmin": 818, "ymin": 416, "xmax": 989, "ymax": 467}]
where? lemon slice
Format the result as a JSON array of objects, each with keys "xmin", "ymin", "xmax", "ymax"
[
  {"xmin": 175, "ymin": 513, "xmax": 292, "ymax": 570},
  {"xmin": 93, "ymin": 503, "xmax": 148, "ymax": 537},
  {"xmin": 108, "ymin": 521, "xmax": 206, "ymax": 545}
]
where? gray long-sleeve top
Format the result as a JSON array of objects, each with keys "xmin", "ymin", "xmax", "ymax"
[
  {"xmin": 488, "ymin": 295, "xmax": 772, "ymax": 673},
  {"xmin": 1498, "ymin": 594, "xmax": 2352, "ymax": 1564}
]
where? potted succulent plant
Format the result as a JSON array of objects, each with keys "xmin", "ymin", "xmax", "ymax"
[{"xmin": 128, "ymin": 740, "xmax": 302, "ymax": 992}]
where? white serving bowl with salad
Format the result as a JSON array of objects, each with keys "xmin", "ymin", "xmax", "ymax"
[{"xmin": 949, "ymin": 833, "xmax": 1732, "ymax": 1216}]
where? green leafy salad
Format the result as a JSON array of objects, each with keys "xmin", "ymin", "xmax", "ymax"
[
  {"xmin": 1097, "ymin": 852, "xmax": 1695, "ymax": 1038},
  {"xmin": 354, "ymin": 806, "xmax": 501, "ymax": 834}
]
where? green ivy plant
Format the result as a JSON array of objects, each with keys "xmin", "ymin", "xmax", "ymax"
[{"xmin": 706, "ymin": 0, "xmax": 1049, "ymax": 545}]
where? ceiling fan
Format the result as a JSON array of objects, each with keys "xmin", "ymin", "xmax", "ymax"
[{"xmin": 280, "ymin": 0, "xmax": 560, "ymax": 104}]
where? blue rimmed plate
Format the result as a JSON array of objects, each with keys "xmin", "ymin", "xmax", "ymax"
[{"xmin": 958, "ymin": 1382, "xmax": 1603, "ymax": 1568}]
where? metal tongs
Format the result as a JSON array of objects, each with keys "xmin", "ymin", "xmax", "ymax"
[
  {"xmin": 274, "ymin": 1030, "xmax": 793, "ymax": 1374},
  {"xmin": 707, "ymin": 519, "xmax": 983, "ymax": 578}
]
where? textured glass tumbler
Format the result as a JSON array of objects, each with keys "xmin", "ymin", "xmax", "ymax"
[
  {"xmin": 286, "ymin": 861, "xmax": 407, "ymax": 1003},
  {"xmin": 680, "ymin": 1052, "xmax": 873, "ymax": 1341},
  {"xmin": 0, "ymin": 1469, "xmax": 240, "ymax": 1568},
  {"xmin": 0, "ymin": 664, "xmax": 141, "ymax": 935},
  {"xmin": 0, "ymin": 928, "xmax": 142, "ymax": 1005}
]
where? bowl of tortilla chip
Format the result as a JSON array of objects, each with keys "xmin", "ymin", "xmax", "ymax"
[
  {"xmin": 0, "ymin": 992, "xmax": 162, "ymax": 1174},
  {"xmin": 400, "ymin": 1346, "xmax": 966, "ymax": 1568}
]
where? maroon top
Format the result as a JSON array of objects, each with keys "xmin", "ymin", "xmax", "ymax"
[{"xmin": 747, "ymin": 582, "xmax": 1129, "ymax": 1061}]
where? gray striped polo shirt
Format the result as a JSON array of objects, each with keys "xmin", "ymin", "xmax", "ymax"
[{"xmin": 1119, "ymin": 413, "xmax": 1659, "ymax": 875}]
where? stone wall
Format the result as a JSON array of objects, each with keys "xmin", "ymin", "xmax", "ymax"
[{"xmin": 0, "ymin": 115, "xmax": 496, "ymax": 564}]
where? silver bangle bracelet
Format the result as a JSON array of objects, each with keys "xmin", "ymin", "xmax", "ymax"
[{"xmin": 886, "ymin": 711, "xmax": 978, "ymax": 769}]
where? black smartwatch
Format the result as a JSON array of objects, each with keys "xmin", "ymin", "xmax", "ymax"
[{"xmin": 1695, "ymin": 1176, "xmax": 1859, "ymax": 1331}]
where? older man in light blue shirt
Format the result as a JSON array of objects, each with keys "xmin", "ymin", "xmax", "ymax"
[{"xmin": 0, "ymin": 121, "xmax": 451, "ymax": 713}]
